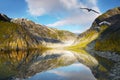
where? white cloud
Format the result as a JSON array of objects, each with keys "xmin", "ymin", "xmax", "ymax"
[
  {"xmin": 60, "ymin": 0, "xmax": 79, "ymax": 9},
  {"xmin": 25, "ymin": 0, "xmax": 88, "ymax": 16},
  {"xmin": 26, "ymin": 0, "xmax": 62, "ymax": 16},
  {"xmin": 88, "ymin": 0, "xmax": 97, "ymax": 5},
  {"xmin": 47, "ymin": 12, "xmax": 99, "ymax": 27},
  {"xmin": 26, "ymin": 0, "xmax": 101, "ymax": 33}
]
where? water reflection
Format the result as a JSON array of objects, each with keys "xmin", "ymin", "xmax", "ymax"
[
  {"xmin": 93, "ymin": 54, "xmax": 114, "ymax": 80},
  {"xmin": 0, "ymin": 50, "xmax": 42, "ymax": 79},
  {"xmin": 0, "ymin": 49, "xmax": 97, "ymax": 80},
  {"xmin": 29, "ymin": 63, "xmax": 96, "ymax": 80}
]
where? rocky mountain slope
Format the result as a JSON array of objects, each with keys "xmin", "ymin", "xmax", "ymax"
[
  {"xmin": 75, "ymin": 7, "xmax": 120, "ymax": 52},
  {"xmin": 0, "ymin": 14, "xmax": 10, "ymax": 22},
  {"xmin": 93, "ymin": 7, "xmax": 120, "ymax": 52},
  {"xmin": 0, "ymin": 14, "xmax": 77, "ymax": 50},
  {"xmin": 75, "ymin": 7, "xmax": 120, "ymax": 80}
]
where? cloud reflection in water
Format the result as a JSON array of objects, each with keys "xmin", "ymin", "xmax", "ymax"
[{"xmin": 29, "ymin": 63, "xmax": 96, "ymax": 80}]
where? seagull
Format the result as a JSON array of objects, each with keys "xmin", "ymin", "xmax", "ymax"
[{"xmin": 79, "ymin": 8, "xmax": 100, "ymax": 14}]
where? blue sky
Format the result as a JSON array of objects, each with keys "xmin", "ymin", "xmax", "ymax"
[{"xmin": 0, "ymin": 0, "xmax": 120, "ymax": 33}]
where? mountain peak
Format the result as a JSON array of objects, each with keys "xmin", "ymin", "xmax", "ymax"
[
  {"xmin": 89, "ymin": 7, "xmax": 120, "ymax": 52},
  {"xmin": 75, "ymin": 7, "xmax": 120, "ymax": 52},
  {"xmin": 91, "ymin": 7, "xmax": 120, "ymax": 29},
  {"xmin": 0, "ymin": 13, "xmax": 11, "ymax": 21},
  {"xmin": 0, "ymin": 13, "xmax": 77, "ymax": 50}
]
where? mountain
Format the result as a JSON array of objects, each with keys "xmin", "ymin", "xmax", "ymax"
[
  {"xmin": 0, "ymin": 14, "xmax": 77, "ymax": 50},
  {"xmin": 71, "ymin": 7, "xmax": 120, "ymax": 80},
  {"xmin": 0, "ymin": 14, "xmax": 11, "ymax": 21},
  {"xmin": 93, "ymin": 7, "xmax": 120, "ymax": 52},
  {"xmin": 75, "ymin": 7, "xmax": 120, "ymax": 52}
]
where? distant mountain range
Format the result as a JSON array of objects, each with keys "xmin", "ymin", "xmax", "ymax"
[
  {"xmin": 0, "ymin": 14, "xmax": 77, "ymax": 50},
  {"xmin": 0, "ymin": 7, "xmax": 120, "ymax": 52},
  {"xmin": 75, "ymin": 7, "xmax": 120, "ymax": 52}
]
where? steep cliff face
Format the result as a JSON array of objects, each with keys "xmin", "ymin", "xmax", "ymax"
[
  {"xmin": 11, "ymin": 18, "xmax": 76, "ymax": 42},
  {"xmin": 92, "ymin": 7, "xmax": 120, "ymax": 52},
  {"xmin": 0, "ymin": 14, "xmax": 77, "ymax": 50},
  {"xmin": 0, "ymin": 14, "xmax": 11, "ymax": 22},
  {"xmin": 76, "ymin": 7, "xmax": 120, "ymax": 52},
  {"xmin": 0, "ymin": 14, "xmax": 36, "ymax": 50}
]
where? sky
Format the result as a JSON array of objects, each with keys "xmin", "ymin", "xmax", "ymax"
[{"xmin": 0, "ymin": 0, "xmax": 120, "ymax": 33}]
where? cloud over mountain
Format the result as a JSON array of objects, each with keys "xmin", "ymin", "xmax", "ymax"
[{"xmin": 26, "ymin": 0, "xmax": 101, "ymax": 33}]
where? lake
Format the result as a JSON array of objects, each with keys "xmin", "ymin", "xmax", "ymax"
[{"xmin": 0, "ymin": 49, "xmax": 108, "ymax": 80}]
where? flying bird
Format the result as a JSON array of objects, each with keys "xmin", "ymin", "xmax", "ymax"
[{"xmin": 79, "ymin": 8, "xmax": 100, "ymax": 14}]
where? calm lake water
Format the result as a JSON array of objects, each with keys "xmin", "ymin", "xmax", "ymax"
[
  {"xmin": 28, "ymin": 63, "xmax": 95, "ymax": 80},
  {"xmin": 0, "ymin": 49, "xmax": 98, "ymax": 80}
]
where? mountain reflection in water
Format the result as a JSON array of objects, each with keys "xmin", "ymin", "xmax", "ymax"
[
  {"xmin": 0, "ymin": 49, "xmax": 97, "ymax": 80},
  {"xmin": 29, "ymin": 63, "xmax": 96, "ymax": 80}
]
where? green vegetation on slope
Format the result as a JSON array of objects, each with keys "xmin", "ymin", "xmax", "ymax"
[
  {"xmin": 68, "ymin": 7, "xmax": 120, "ymax": 52},
  {"xmin": 57, "ymin": 30, "xmax": 76, "ymax": 40},
  {"xmin": 0, "ymin": 17, "xmax": 76, "ymax": 50},
  {"xmin": 94, "ymin": 7, "xmax": 120, "ymax": 52},
  {"xmin": 0, "ymin": 21, "xmax": 22, "ymax": 49},
  {"xmin": 95, "ymin": 32, "xmax": 120, "ymax": 52},
  {"xmin": 97, "ymin": 7, "xmax": 120, "ymax": 21},
  {"xmin": 0, "ymin": 21, "xmax": 38, "ymax": 50},
  {"xmin": 67, "ymin": 25, "xmax": 108, "ymax": 51},
  {"xmin": 0, "ymin": 21, "xmax": 18, "ymax": 42},
  {"xmin": 12, "ymin": 19, "xmax": 76, "ymax": 42},
  {"xmin": 67, "ymin": 30, "xmax": 98, "ymax": 50}
]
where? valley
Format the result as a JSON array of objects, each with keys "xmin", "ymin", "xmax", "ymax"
[{"xmin": 0, "ymin": 7, "xmax": 120, "ymax": 80}]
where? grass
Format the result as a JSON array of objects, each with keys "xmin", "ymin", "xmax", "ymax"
[
  {"xmin": 66, "ymin": 30, "xmax": 99, "ymax": 50},
  {"xmin": 94, "ymin": 8, "xmax": 120, "ymax": 52},
  {"xmin": 95, "ymin": 34, "xmax": 120, "ymax": 52},
  {"xmin": 66, "ymin": 25, "xmax": 109, "ymax": 52},
  {"xmin": 0, "ymin": 21, "xmax": 18, "ymax": 42},
  {"xmin": 95, "ymin": 25, "xmax": 120, "ymax": 52},
  {"xmin": 0, "ymin": 21, "xmax": 23, "ymax": 50},
  {"xmin": 0, "ymin": 21, "xmax": 52, "ymax": 51}
]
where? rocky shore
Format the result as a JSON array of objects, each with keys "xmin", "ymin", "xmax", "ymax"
[{"xmin": 88, "ymin": 50, "xmax": 120, "ymax": 80}]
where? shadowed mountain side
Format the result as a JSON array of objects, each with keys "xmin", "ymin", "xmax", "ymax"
[
  {"xmin": 0, "ymin": 14, "xmax": 11, "ymax": 22},
  {"xmin": 33, "ymin": 35, "xmax": 61, "ymax": 43},
  {"xmin": 72, "ymin": 7, "xmax": 120, "ymax": 52},
  {"xmin": 95, "ymin": 14, "xmax": 120, "ymax": 40},
  {"xmin": 85, "ymin": 7, "xmax": 120, "ymax": 80},
  {"xmin": 11, "ymin": 18, "xmax": 77, "ymax": 42},
  {"xmin": 90, "ymin": 7, "xmax": 120, "ymax": 52},
  {"xmin": 0, "ymin": 50, "xmax": 76, "ymax": 79},
  {"xmin": 0, "ymin": 49, "xmax": 99, "ymax": 79},
  {"xmin": 0, "ymin": 15, "xmax": 77, "ymax": 50},
  {"xmin": 68, "ymin": 7, "xmax": 120, "ymax": 80}
]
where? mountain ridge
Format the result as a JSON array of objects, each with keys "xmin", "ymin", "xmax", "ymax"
[
  {"xmin": 91, "ymin": 7, "xmax": 120, "ymax": 52},
  {"xmin": 0, "ymin": 14, "xmax": 77, "ymax": 50},
  {"xmin": 70, "ymin": 7, "xmax": 120, "ymax": 52}
]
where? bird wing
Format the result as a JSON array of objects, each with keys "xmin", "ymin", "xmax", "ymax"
[
  {"xmin": 79, "ymin": 7, "xmax": 99, "ymax": 14},
  {"xmin": 91, "ymin": 9, "xmax": 99, "ymax": 14}
]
